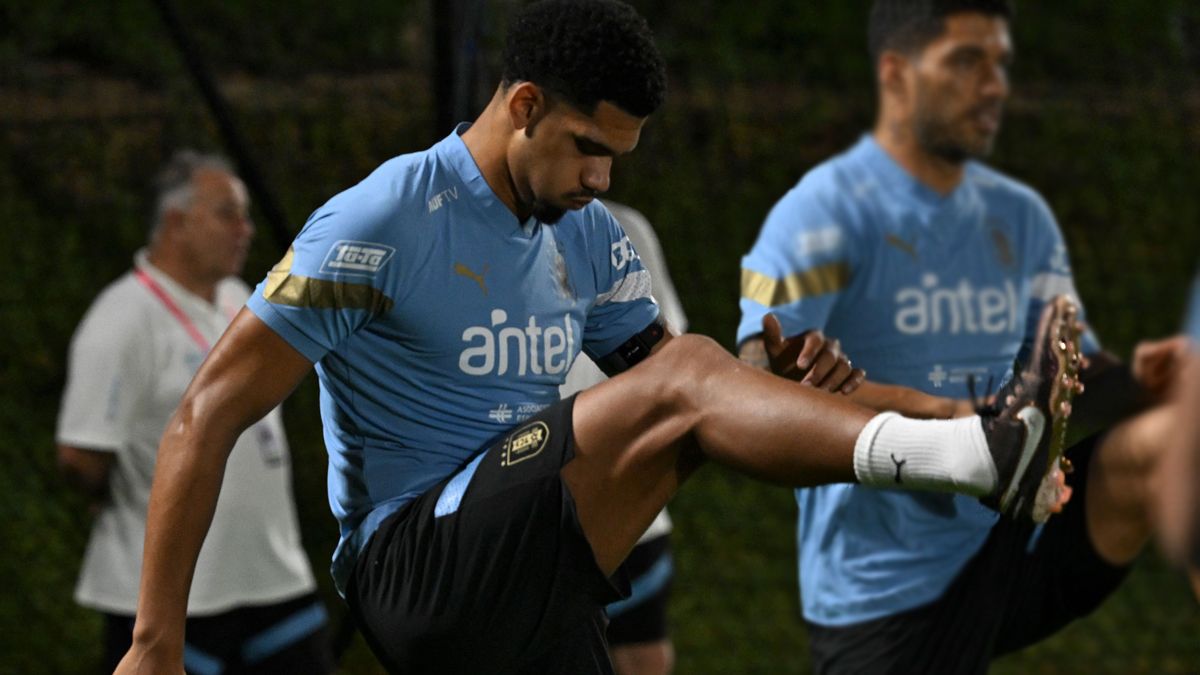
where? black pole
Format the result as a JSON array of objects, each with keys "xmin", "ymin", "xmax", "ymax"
[
  {"xmin": 150, "ymin": 0, "xmax": 356, "ymax": 662},
  {"xmin": 433, "ymin": 0, "xmax": 489, "ymax": 140},
  {"xmin": 150, "ymin": 0, "xmax": 293, "ymax": 256},
  {"xmin": 433, "ymin": 0, "xmax": 456, "ymax": 138}
]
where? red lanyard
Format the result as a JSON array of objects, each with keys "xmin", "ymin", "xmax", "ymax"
[{"xmin": 134, "ymin": 268, "xmax": 213, "ymax": 353}]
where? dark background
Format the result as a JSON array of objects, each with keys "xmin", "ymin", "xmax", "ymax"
[{"xmin": 2, "ymin": 1, "xmax": 1198, "ymax": 672}]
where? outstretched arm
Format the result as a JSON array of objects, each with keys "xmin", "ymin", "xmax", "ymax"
[
  {"xmin": 738, "ymin": 321, "xmax": 966, "ymax": 419},
  {"xmin": 846, "ymin": 381, "xmax": 975, "ymax": 419},
  {"xmin": 115, "ymin": 309, "xmax": 314, "ymax": 674}
]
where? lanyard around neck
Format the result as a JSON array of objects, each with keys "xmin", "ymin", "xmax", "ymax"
[{"xmin": 134, "ymin": 268, "xmax": 213, "ymax": 353}]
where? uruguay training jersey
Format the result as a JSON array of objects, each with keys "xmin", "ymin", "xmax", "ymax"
[
  {"xmin": 737, "ymin": 135, "xmax": 1096, "ymax": 626},
  {"xmin": 248, "ymin": 125, "xmax": 658, "ymax": 592},
  {"xmin": 1188, "ymin": 275, "xmax": 1200, "ymax": 342}
]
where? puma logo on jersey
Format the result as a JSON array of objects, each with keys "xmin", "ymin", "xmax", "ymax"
[
  {"xmin": 894, "ymin": 274, "xmax": 1020, "ymax": 335},
  {"xmin": 989, "ymin": 225, "xmax": 1015, "ymax": 267},
  {"xmin": 884, "ymin": 234, "xmax": 918, "ymax": 261},
  {"xmin": 455, "ymin": 262, "xmax": 489, "ymax": 295}
]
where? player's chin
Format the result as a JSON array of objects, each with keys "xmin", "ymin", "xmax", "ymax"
[
  {"xmin": 962, "ymin": 130, "xmax": 998, "ymax": 159},
  {"xmin": 531, "ymin": 199, "xmax": 569, "ymax": 225},
  {"xmin": 566, "ymin": 195, "xmax": 595, "ymax": 209}
]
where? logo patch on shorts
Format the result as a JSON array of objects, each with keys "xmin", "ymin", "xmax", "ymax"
[
  {"xmin": 501, "ymin": 421, "xmax": 550, "ymax": 467},
  {"xmin": 320, "ymin": 240, "xmax": 396, "ymax": 276}
]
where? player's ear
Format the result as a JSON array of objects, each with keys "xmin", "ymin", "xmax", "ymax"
[
  {"xmin": 159, "ymin": 206, "xmax": 186, "ymax": 237},
  {"xmin": 506, "ymin": 81, "xmax": 550, "ymax": 135},
  {"xmin": 878, "ymin": 51, "xmax": 909, "ymax": 100}
]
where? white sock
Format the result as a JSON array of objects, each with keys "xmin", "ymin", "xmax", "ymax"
[{"xmin": 852, "ymin": 412, "xmax": 997, "ymax": 496}]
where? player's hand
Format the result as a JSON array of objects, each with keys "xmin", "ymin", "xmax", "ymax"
[
  {"xmin": 762, "ymin": 314, "xmax": 865, "ymax": 394},
  {"xmin": 113, "ymin": 644, "xmax": 184, "ymax": 675},
  {"xmin": 1132, "ymin": 334, "xmax": 1190, "ymax": 400},
  {"xmin": 947, "ymin": 398, "xmax": 980, "ymax": 419}
]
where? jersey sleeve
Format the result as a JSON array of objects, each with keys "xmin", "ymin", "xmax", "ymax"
[
  {"xmin": 247, "ymin": 194, "xmax": 402, "ymax": 363},
  {"xmin": 1022, "ymin": 194, "xmax": 1101, "ymax": 355},
  {"xmin": 604, "ymin": 201, "xmax": 688, "ymax": 333},
  {"xmin": 737, "ymin": 182, "xmax": 857, "ymax": 346},
  {"xmin": 56, "ymin": 292, "xmax": 153, "ymax": 453},
  {"xmin": 1186, "ymin": 274, "xmax": 1200, "ymax": 344},
  {"xmin": 580, "ymin": 207, "xmax": 660, "ymax": 360}
]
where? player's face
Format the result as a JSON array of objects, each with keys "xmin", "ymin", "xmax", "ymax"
[
  {"xmin": 516, "ymin": 98, "xmax": 644, "ymax": 224},
  {"xmin": 908, "ymin": 13, "xmax": 1012, "ymax": 162},
  {"xmin": 181, "ymin": 168, "xmax": 254, "ymax": 281}
]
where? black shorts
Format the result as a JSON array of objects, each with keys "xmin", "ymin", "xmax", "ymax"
[
  {"xmin": 807, "ymin": 433, "xmax": 1130, "ymax": 675},
  {"xmin": 103, "ymin": 592, "xmax": 333, "ymax": 674},
  {"xmin": 606, "ymin": 534, "xmax": 673, "ymax": 646},
  {"xmin": 347, "ymin": 397, "xmax": 629, "ymax": 674}
]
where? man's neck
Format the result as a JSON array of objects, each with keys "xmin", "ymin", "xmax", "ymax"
[
  {"xmin": 872, "ymin": 122, "xmax": 965, "ymax": 197},
  {"xmin": 460, "ymin": 99, "xmax": 529, "ymax": 222},
  {"xmin": 145, "ymin": 247, "xmax": 217, "ymax": 304}
]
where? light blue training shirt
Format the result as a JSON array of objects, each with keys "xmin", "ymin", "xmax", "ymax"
[
  {"xmin": 737, "ymin": 135, "xmax": 1097, "ymax": 626},
  {"xmin": 248, "ymin": 125, "xmax": 659, "ymax": 592},
  {"xmin": 1188, "ymin": 275, "xmax": 1200, "ymax": 342}
]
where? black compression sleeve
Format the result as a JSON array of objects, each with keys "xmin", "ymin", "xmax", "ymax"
[{"xmin": 595, "ymin": 318, "xmax": 667, "ymax": 377}]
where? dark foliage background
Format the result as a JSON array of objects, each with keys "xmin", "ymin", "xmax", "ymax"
[{"xmin": 2, "ymin": 1, "xmax": 1198, "ymax": 672}]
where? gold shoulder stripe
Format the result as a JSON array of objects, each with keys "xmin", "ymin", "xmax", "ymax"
[
  {"xmin": 741, "ymin": 262, "xmax": 849, "ymax": 307},
  {"xmin": 263, "ymin": 247, "xmax": 395, "ymax": 315}
]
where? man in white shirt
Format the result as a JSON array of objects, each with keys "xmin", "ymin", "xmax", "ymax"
[{"xmin": 56, "ymin": 150, "xmax": 332, "ymax": 674}]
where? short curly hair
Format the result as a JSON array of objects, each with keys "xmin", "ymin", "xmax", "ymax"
[
  {"xmin": 501, "ymin": 0, "xmax": 666, "ymax": 118},
  {"xmin": 869, "ymin": 0, "xmax": 1014, "ymax": 64}
]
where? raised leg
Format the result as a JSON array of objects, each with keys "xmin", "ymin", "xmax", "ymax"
[
  {"xmin": 566, "ymin": 334, "xmax": 871, "ymax": 574},
  {"xmin": 610, "ymin": 641, "xmax": 675, "ymax": 675},
  {"xmin": 1086, "ymin": 405, "xmax": 1173, "ymax": 565}
]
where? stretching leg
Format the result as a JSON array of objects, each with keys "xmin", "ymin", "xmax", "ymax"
[
  {"xmin": 1085, "ymin": 405, "xmax": 1173, "ymax": 566},
  {"xmin": 568, "ymin": 334, "xmax": 892, "ymax": 574}
]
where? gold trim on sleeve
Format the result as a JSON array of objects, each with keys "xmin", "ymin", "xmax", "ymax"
[
  {"xmin": 263, "ymin": 247, "xmax": 395, "ymax": 316},
  {"xmin": 740, "ymin": 262, "xmax": 849, "ymax": 307}
]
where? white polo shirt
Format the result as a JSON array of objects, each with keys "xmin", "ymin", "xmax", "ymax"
[{"xmin": 56, "ymin": 250, "xmax": 315, "ymax": 616}]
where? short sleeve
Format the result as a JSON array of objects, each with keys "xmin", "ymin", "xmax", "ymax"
[
  {"xmin": 1022, "ymin": 194, "xmax": 1101, "ymax": 355},
  {"xmin": 1186, "ymin": 275, "xmax": 1200, "ymax": 344},
  {"xmin": 580, "ymin": 208, "xmax": 660, "ymax": 360},
  {"xmin": 247, "ymin": 195, "xmax": 401, "ymax": 363},
  {"xmin": 603, "ymin": 201, "xmax": 688, "ymax": 333},
  {"xmin": 56, "ymin": 294, "xmax": 153, "ymax": 453},
  {"xmin": 737, "ymin": 182, "xmax": 856, "ymax": 346}
]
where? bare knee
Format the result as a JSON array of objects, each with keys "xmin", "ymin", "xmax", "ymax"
[
  {"xmin": 1096, "ymin": 405, "xmax": 1172, "ymax": 480},
  {"xmin": 658, "ymin": 332, "xmax": 729, "ymax": 361},
  {"xmin": 1086, "ymin": 406, "xmax": 1174, "ymax": 564},
  {"xmin": 610, "ymin": 640, "xmax": 675, "ymax": 675},
  {"xmin": 641, "ymin": 334, "xmax": 735, "ymax": 408}
]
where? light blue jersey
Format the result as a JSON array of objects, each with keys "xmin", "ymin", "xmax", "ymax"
[
  {"xmin": 248, "ymin": 126, "xmax": 658, "ymax": 592},
  {"xmin": 737, "ymin": 136, "xmax": 1097, "ymax": 626},
  {"xmin": 1188, "ymin": 275, "xmax": 1200, "ymax": 342}
]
